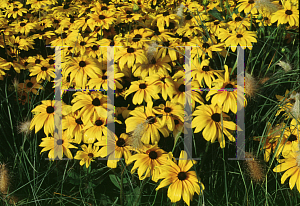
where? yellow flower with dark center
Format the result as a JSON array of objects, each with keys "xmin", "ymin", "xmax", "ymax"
[
  {"xmin": 155, "ymin": 151, "xmax": 205, "ymax": 206},
  {"xmin": 96, "ymin": 133, "xmax": 133, "ymax": 168},
  {"xmin": 74, "ymin": 144, "xmax": 102, "ymax": 168},
  {"xmin": 39, "ymin": 131, "xmax": 77, "ymax": 160},
  {"xmin": 153, "ymin": 101, "xmax": 184, "ymax": 131},
  {"xmin": 125, "ymin": 104, "xmax": 169, "ymax": 144},
  {"xmin": 82, "ymin": 115, "xmax": 107, "ymax": 144},
  {"xmin": 227, "ymin": 13, "xmax": 251, "ymax": 31},
  {"xmin": 127, "ymin": 143, "xmax": 169, "ymax": 180},
  {"xmin": 5, "ymin": 4, "xmax": 27, "ymax": 19},
  {"xmin": 70, "ymin": 35, "xmax": 96, "ymax": 55},
  {"xmin": 30, "ymin": 100, "xmax": 55, "ymax": 135},
  {"xmin": 205, "ymin": 19, "xmax": 227, "ymax": 36},
  {"xmin": 275, "ymin": 89, "xmax": 297, "ymax": 120},
  {"xmin": 172, "ymin": 78, "xmax": 204, "ymax": 110},
  {"xmin": 8, "ymin": 35, "xmax": 34, "ymax": 51},
  {"xmin": 145, "ymin": 72, "xmax": 175, "ymax": 100},
  {"xmin": 63, "ymin": 56, "xmax": 101, "ymax": 89},
  {"xmin": 255, "ymin": 12, "xmax": 273, "ymax": 27},
  {"xmin": 191, "ymin": 37, "xmax": 225, "ymax": 60},
  {"xmin": 126, "ymin": 28, "xmax": 153, "ymax": 49},
  {"xmin": 206, "ymin": 65, "xmax": 246, "ymax": 114},
  {"xmin": 153, "ymin": 10, "xmax": 180, "ymax": 32},
  {"xmin": 191, "ymin": 59, "xmax": 224, "ymax": 88},
  {"xmin": 26, "ymin": 0, "xmax": 51, "ymax": 10},
  {"xmin": 62, "ymin": 111, "xmax": 85, "ymax": 144},
  {"xmin": 71, "ymin": 91, "xmax": 107, "ymax": 125},
  {"xmin": 18, "ymin": 77, "xmax": 43, "ymax": 95},
  {"xmin": 124, "ymin": 80, "xmax": 160, "ymax": 105},
  {"xmin": 176, "ymin": 23, "xmax": 204, "ymax": 37},
  {"xmin": 115, "ymin": 45, "xmax": 147, "ymax": 70},
  {"xmin": 237, "ymin": 0, "xmax": 258, "ymax": 14},
  {"xmin": 134, "ymin": 51, "xmax": 172, "ymax": 79},
  {"xmin": 192, "ymin": 104, "xmax": 238, "ymax": 148},
  {"xmin": 271, "ymin": 1, "xmax": 299, "ymax": 27},
  {"xmin": 18, "ymin": 91, "xmax": 31, "ymax": 105},
  {"xmin": 222, "ymin": 29, "xmax": 257, "ymax": 52},
  {"xmin": 87, "ymin": 70, "xmax": 124, "ymax": 90},
  {"xmin": 119, "ymin": 8, "xmax": 142, "ymax": 23},
  {"xmin": 52, "ymin": 3, "xmax": 78, "ymax": 17},
  {"xmin": 273, "ymin": 141, "xmax": 300, "ymax": 193},
  {"xmin": 87, "ymin": 10, "xmax": 116, "ymax": 31},
  {"xmin": 10, "ymin": 20, "xmax": 35, "ymax": 35},
  {"xmin": 29, "ymin": 61, "xmax": 55, "ymax": 82}
]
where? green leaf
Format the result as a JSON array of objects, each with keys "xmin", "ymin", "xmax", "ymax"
[
  {"xmin": 109, "ymin": 174, "xmax": 120, "ymax": 189},
  {"xmin": 208, "ymin": 8, "xmax": 223, "ymax": 21}
]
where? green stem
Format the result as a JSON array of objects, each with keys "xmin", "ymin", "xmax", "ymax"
[
  {"xmin": 120, "ymin": 164, "xmax": 126, "ymax": 206},
  {"xmin": 134, "ymin": 179, "xmax": 147, "ymax": 206}
]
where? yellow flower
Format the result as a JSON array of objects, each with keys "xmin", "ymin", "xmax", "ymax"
[
  {"xmin": 96, "ymin": 133, "xmax": 133, "ymax": 168},
  {"xmin": 127, "ymin": 143, "xmax": 169, "ymax": 180},
  {"xmin": 115, "ymin": 46, "xmax": 148, "ymax": 71},
  {"xmin": 155, "ymin": 151, "xmax": 205, "ymax": 206},
  {"xmin": 271, "ymin": 1, "xmax": 299, "ymax": 27},
  {"xmin": 222, "ymin": 29, "xmax": 257, "ymax": 52},
  {"xmin": 74, "ymin": 144, "xmax": 102, "ymax": 168}
]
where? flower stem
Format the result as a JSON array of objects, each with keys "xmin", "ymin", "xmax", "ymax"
[{"xmin": 120, "ymin": 163, "xmax": 126, "ymax": 206}]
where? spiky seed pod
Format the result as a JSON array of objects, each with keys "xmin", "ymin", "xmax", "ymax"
[
  {"xmin": 17, "ymin": 119, "xmax": 32, "ymax": 136},
  {"xmin": 277, "ymin": 60, "xmax": 292, "ymax": 72},
  {"xmin": 245, "ymin": 72, "xmax": 258, "ymax": 99},
  {"xmin": 244, "ymin": 152, "xmax": 265, "ymax": 183},
  {"xmin": 0, "ymin": 163, "xmax": 18, "ymax": 204}
]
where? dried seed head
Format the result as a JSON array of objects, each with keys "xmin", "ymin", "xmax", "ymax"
[
  {"xmin": 254, "ymin": 0, "xmax": 279, "ymax": 14},
  {"xmin": 245, "ymin": 152, "xmax": 265, "ymax": 183},
  {"xmin": 146, "ymin": 42, "xmax": 159, "ymax": 62},
  {"xmin": 290, "ymin": 93, "xmax": 300, "ymax": 119},
  {"xmin": 17, "ymin": 119, "xmax": 32, "ymax": 136},
  {"xmin": 245, "ymin": 72, "xmax": 258, "ymax": 98},
  {"xmin": 277, "ymin": 60, "xmax": 292, "ymax": 72}
]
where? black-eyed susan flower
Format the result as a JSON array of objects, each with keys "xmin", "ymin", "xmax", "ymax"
[
  {"xmin": 87, "ymin": 10, "xmax": 116, "ymax": 31},
  {"xmin": 8, "ymin": 35, "xmax": 34, "ymax": 51},
  {"xmin": 126, "ymin": 28, "xmax": 153, "ymax": 49},
  {"xmin": 155, "ymin": 150, "xmax": 205, "ymax": 206},
  {"xmin": 18, "ymin": 77, "xmax": 43, "ymax": 95},
  {"xmin": 96, "ymin": 133, "xmax": 133, "ymax": 168},
  {"xmin": 74, "ymin": 144, "xmax": 102, "ymax": 168},
  {"xmin": 82, "ymin": 114, "xmax": 107, "ymax": 144},
  {"xmin": 271, "ymin": 1, "xmax": 299, "ymax": 27},
  {"xmin": 115, "ymin": 45, "xmax": 148, "ymax": 71},
  {"xmin": 191, "ymin": 59, "xmax": 224, "ymax": 89},
  {"xmin": 145, "ymin": 72, "xmax": 175, "ymax": 100},
  {"xmin": 237, "ymin": 0, "xmax": 258, "ymax": 14},
  {"xmin": 273, "ymin": 142, "xmax": 300, "ymax": 193},
  {"xmin": 206, "ymin": 65, "xmax": 246, "ymax": 114},
  {"xmin": 153, "ymin": 101, "xmax": 184, "ymax": 131},
  {"xmin": 39, "ymin": 131, "xmax": 77, "ymax": 160},
  {"xmin": 227, "ymin": 13, "xmax": 251, "ymax": 31},
  {"xmin": 62, "ymin": 111, "xmax": 85, "ymax": 144},
  {"xmin": 26, "ymin": 0, "xmax": 51, "ymax": 10},
  {"xmin": 63, "ymin": 56, "xmax": 101, "ymax": 89},
  {"xmin": 30, "ymin": 100, "xmax": 55, "ymax": 135},
  {"xmin": 153, "ymin": 10, "xmax": 180, "ymax": 32},
  {"xmin": 10, "ymin": 19, "xmax": 35, "ymax": 35},
  {"xmin": 69, "ymin": 35, "xmax": 97, "ymax": 56},
  {"xmin": 5, "ymin": 3, "xmax": 27, "ymax": 19},
  {"xmin": 192, "ymin": 104, "xmax": 238, "ymax": 148},
  {"xmin": 275, "ymin": 89, "xmax": 298, "ymax": 120},
  {"xmin": 119, "ymin": 9, "xmax": 142, "ymax": 23},
  {"xmin": 124, "ymin": 80, "xmax": 160, "ymax": 105},
  {"xmin": 221, "ymin": 29, "xmax": 257, "ymax": 52},
  {"xmin": 29, "ymin": 61, "xmax": 55, "ymax": 82},
  {"xmin": 127, "ymin": 143, "xmax": 169, "ymax": 180},
  {"xmin": 71, "ymin": 91, "xmax": 107, "ymax": 125},
  {"xmin": 125, "ymin": 104, "xmax": 169, "ymax": 144}
]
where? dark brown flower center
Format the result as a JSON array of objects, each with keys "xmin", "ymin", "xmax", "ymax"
[
  {"xmin": 126, "ymin": 10, "xmax": 133, "ymax": 14},
  {"xmin": 225, "ymin": 83, "xmax": 234, "ymax": 89},
  {"xmin": 202, "ymin": 66, "xmax": 210, "ymax": 71},
  {"xmin": 35, "ymin": 59, "xmax": 41, "ymax": 64},
  {"xmin": 92, "ymin": 98, "xmax": 101, "ymax": 106},
  {"xmin": 56, "ymin": 139, "xmax": 64, "ymax": 145},
  {"xmin": 46, "ymin": 106, "xmax": 54, "ymax": 114},
  {"xmin": 150, "ymin": 58, "xmax": 156, "ymax": 64},
  {"xmin": 101, "ymin": 6, "xmax": 108, "ymax": 10},
  {"xmin": 202, "ymin": 43, "xmax": 210, "ymax": 49},
  {"xmin": 235, "ymin": 17, "xmax": 242, "ymax": 22},
  {"xmin": 127, "ymin": 47, "xmax": 134, "ymax": 53},
  {"xmin": 163, "ymin": 11, "xmax": 169, "ymax": 16},
  {"xmin": 189, "ymin": 26, "xmax": 195, "ymax": 29},
  {"xmin": 236, "ymin": 34, "xmax": 243, "ymax": 38},
  {"xmin": 174, "ymin": 119, "xmax": 179, "ymax": 125},
  {"xmin": 49, "ymin": 59, "xmax": 55, "ymax": 65},
  {"xmin": 92, "ymin": 45, "xmax": 99, "ymax": 50},
  {"xmin": 285, "ymin": 10, "xmax": 293, "ymax": 15},
  {"xmin": 99, "ymin": 15, "xmax": 106, "ymax": 20},
  {"xmin": 79, "ymin": 61, "xmax": 86, "ymax": 67},
  {"xmin": 139, "ymin": 83, "xmax": 147, "ymax": 89},
  {"xmin": 178, "ymin": 172, "xmax": 187, "ymax": 180},
  {"xmin": 133, "ymin": 34, "xmax": 142, "ymax": 42},
  {"xmin": 102, "ymin": 75, "xmax": 107, "ymax": 80},
  {"xmin": 146, "ymin": 116, "xmax": 156, "ymax": 124},
  {"xmin": 27, "ymin": 82, "xmax": 33, "ymax": 88},
  {"xmin": 88, "ymin": 153, "xmax": 94, "ymax": 157},
  {"xmin": 80, "ymin": 41, "xmax": 86, "ymax": 46},
  {"xmin": 185, "ymin": 14, "xmax": 192, "ymax": 20},
  {"xmin": 248, "ymin": 0, "xmax": 254, "ymax": 4},
  {"xmin": 178, "ymin": 84, "xmax": 185, "ymax": 92},
  {"xmin": 263, "ymin": 17, "xmax": 269, "ymax": 20},
  {"xmin": 75, "ymin": 118, "xmax": 83, "ymax": 125},
  {"xmin": 41, "ymin": 66, "xmax": 48, "ymax": 71},
  {"xmin": 61, "ymin": 33, "xmax": 67, "ymax": 39},
  {"xmin": 95, "ymin": 120, "xmax": 103, "ymax": 126},
  {"xmin": 126, "ymin": 14, "xmax": 133, "ymax": 18},
  {"xmin": 149, "ymin": 150, "xmax": 158, "ymax": 159},
  {"xmin": 288, "ymin": 134, "xmax": 297, "ymax": 141},
  {"xmin": 182, "ymin": 37, "xmax": 190, "ymax": 42},
  {"xmin": 116, "ymin": 138, "xmax": 126, "ymax": 147},
  {"xmin": 20, "ymin": 23, "xmax": 26, "ymax": 27},
  {"xmin": 13, "ymin": 8, "xmax": 18, "ymax": 11},
  {"xmin": 211, "ymin": 113, "xmax": 221, "ymax": 122},
  {"xmin": 214, "ymin": 21, "xmax": 220, "ymax": 25},
  {"xmin": 164, "ymin": 107, "xmax": 172, "ymax": 113}
]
